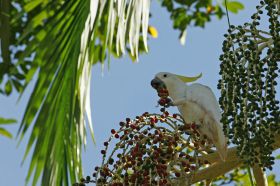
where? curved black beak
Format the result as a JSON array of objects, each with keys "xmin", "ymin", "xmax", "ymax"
[{"xmin": 151, "ymin": 77, "xmax": 165, "ymax": 90}]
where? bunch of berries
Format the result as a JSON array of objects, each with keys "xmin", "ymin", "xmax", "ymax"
[
  {"xmin": 75, "ymin": 110, "xmax": 212, "ymax": 186},
  {"xmin": 157, "ymin": 88, "xmax": 172, "ymax": 108}
]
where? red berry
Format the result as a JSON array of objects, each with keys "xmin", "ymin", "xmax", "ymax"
[
  {"xmin": 191, "ymin": 123, "xmax": 196, "ymax": 129},
  {"xmin": 190, "ymin": 165, "xmax": 196, "ymax": 170},
  {"xmin": 175, "ymin": 172, "xmax": 180, "ymax": 177},
  {"xmin": 114, "ymin": 133, "xmax": 120, "ymax": 138},
  {"xmin": 111, "ymin": 129, "xmax": 116, "ymax": 134},
  {"xmin": 172, "ymin": 114, "xmax": 177, "ymax": 118},
  {"xmin": 158, "ymin": 99, "xmax": 166, "ymax": 106}
]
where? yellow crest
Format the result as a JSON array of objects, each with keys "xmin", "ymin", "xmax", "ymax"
[{"xmin": 176, "ymin": 73, "xmax": 202, "ymax": 82}]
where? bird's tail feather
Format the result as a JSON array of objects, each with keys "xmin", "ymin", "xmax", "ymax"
[{"xmin": 216, "ymin": 139, "xmax": 227, "ymax": 161}]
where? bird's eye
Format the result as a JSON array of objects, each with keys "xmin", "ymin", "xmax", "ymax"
[{"xmin": 163, "ymin": 74, "xmax": 167, "ymax": 78}]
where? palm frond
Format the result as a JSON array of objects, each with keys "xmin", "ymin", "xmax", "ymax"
[
  {"xmin": 10, "ymin": 0, "xmax": 151, "ymax": 185},
  {"xmin": 17, "ymin": 1, "xmax": 92, "ymax": 185},
  {"xmin": 0, "ymin": 117, "xmax": 17, "ymax": 139}
]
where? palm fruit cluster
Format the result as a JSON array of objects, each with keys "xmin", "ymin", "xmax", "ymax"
[
  {"xmin": 74, "ymin": 98, "xmax": 215, "ymax": 185},
  {"xmin": 218, "ymin": 0, "xmax": 280, "ymax": 169},
  {"xmin": 154, "ymin": 83, "xmax": 172, "ymax": 109}
]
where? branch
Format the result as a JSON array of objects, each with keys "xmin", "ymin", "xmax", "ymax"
[
  {"xmin": 252, "ymin": 165, "xmax": 268, "ymax": 186},
  {"xmin": 171, "ymin": 133, "xmax": 280, "ymax": 185}
]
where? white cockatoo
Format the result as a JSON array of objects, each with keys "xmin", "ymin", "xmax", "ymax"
[{"xmin": 151, "ymin": 72, "xmax": 227, "ymax": 161}]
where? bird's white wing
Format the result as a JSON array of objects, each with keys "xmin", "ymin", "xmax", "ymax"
[
  {"xmin": 185, "ymin": 83, "xmax": 222, "ymax": 123},
  {"xmin": 185, "ymin": 83, "xmax": 227, "ymax": 160}
]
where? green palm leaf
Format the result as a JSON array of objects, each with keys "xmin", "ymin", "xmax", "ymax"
[
  {"xmin": 0, "ymin": 117, "xmax": 17, "ymax": 139},
  {"xmin": 6, "ymin": 0, "xmax": 151, "ymax": 185},
  {"xmin": 17, "ymin": 1, "xmax": 92, "ymax": 185}
]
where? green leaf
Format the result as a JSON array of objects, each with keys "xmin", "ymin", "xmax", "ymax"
[
  {"xmin": 12, "ymin": 79, "xmax": 23, "ymax": 92},
  {"xmin": 267, "ymin": 174, "xmax": 280, "ymax": 185},
  {"xmin": 23, "ymin": 0, "xmax": 45, "ymax": 12},
  {"xmin": 0, "ymin": 117, "xmax": 17, "ymax": 124},
  {"xmin": 0, "ymin": 127, "xmax": 13, "ymax": 138},
  {"xmin": 224, "ymin": 1, "xmax": 244, "ymax": 14},
  {"xmin": 5, "ymin": 80, "xmax": 12, "ymax": 95},
  {"xmin": 0, "ymin": 0, "xmax": 11, "ymax": 64}
]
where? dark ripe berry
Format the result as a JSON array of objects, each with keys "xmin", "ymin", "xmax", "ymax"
[
  {"xmin": 115, "ymin": 133, "xmax": 120, "ymax": 138},
  {"xmin": 143, "ymin": 112, "xmax": 149, "ymax": 116},
  {"xmin": 172, "ymin": 114, "xmax": 177, "ymax": 118},
  {"xmin": 117, "ymin": 153, "xmax": 122, "ymax": 158},
  {"xmin": 175, "ymin": 172, "xmax": 181, "ymax": 177},
  {"xmin": 101, "ymin": 150, "xmax": 106, "ymax": 154},
  {"xmin": 92, "ymin": 173, "xmax": 96, "ymax": 177},
  {"xmin": 111, "ymin": 129, "xmax": 116, "ymax": 134},
  {"xmin": 184, "ymin": 124, "xmax": 191, "ymax": 130},
  {"xmin": 181, "ymin": 161, "xmax": 188, "ymax": 167},
  {"xmin": 119, "ymin": 122, "xmax": 125, "ymax": 126},
  {"xmin": 126, "ymin": 118, "xmax": 131, "ymax": 123},
  {"xmin": 160, "ymin": 108, "xmax": 165, "ymax": 112},
  {"xmin": 190, "ymin": 165, "xmax": 196, "ymax": 170},
  {"xmin": 204, "ymin": 160, "xmax": 210, "ymax": 164},
  {"xmin": 158, "ymin": 99, "xmax": 166, "ymax": 106},
  {"xmin": 189, "ymin": 157, "xmax": 194, "ymax": 162},
  {"xmin": 191, "ymin": 123, "xmax": 197, "ymax": 129},
  {"xmin": 80, "ymin": 178, "xmax": 86, "ymax": 182},
  {"xmin": 94, "ymin": 166, "xmax": 99, "ymax": 171},
  {"xmin": 104, "ymin": 141, "xmax": 109, "ymax": 146},
  {"xmin": 109, "ymin": 158, "xmax": 114, "ymax": 165}
]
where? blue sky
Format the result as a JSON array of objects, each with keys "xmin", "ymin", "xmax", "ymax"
[{"xmin": 0, "ymin": 1, "xmax": 279, "ymax": 185}]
